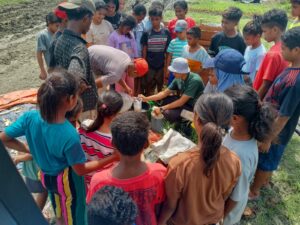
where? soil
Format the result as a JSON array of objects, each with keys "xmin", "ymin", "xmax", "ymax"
[{"xmin": 0, "ymin": 0, "xmax": 60, "ymax": 95}]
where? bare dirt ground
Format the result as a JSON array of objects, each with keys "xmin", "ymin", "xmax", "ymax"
[{"xmin": 0, "ymin": 0, "xmax": 60, "ymax": 95}]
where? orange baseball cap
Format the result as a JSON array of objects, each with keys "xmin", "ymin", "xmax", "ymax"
[{"xmin": 134, "ymin": 58, "xmax": 148, "ymax": 77}]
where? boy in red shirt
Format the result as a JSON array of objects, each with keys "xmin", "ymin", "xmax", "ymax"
[
  {"xmin": 87, "ymin": 111, "xmax": 166, "ymax": 225},
  {"xmin": 168, "ymin": 0, "xmax": 196, "ymax": 39},
  {"xmin": 253, "ymin": 9, "xmax": 289, "ymax": 99}
]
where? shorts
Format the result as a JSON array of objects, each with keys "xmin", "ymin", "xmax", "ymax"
[
  {"xmin": 257, "ymin": 144, "xmax": 286, "ymax": 171},
  {"xmin": 25, "ymin": 177, "xmax": 46, "ymax": 193},
  {"xmin": 40, "ymin": 167, "xmax": 87, "ymax": 225}
]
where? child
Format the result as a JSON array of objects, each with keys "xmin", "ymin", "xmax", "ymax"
[
  {"xmin": 158, "ymin": 93, "xmax": 241, "ymax": 225},
  {"xmin": 0, "ymin": 70, "xmax": 119, "ymax": 225},
  {"xmin": 166, "ymin": 20, "xmax": 188, "ymax": 84},
  {"xmin": 140, "ymin": 7, "xmax": 171, "ymax": 95},
  {"xmin": 119, "ymin": 0, "xmax": 125, "ymax": 12},
  {"xmin": 223, "ymin": 85, "xmax": 276, "ymax": 225},
  {"xmin": 87, "ymin": 111, "xmax": 166, "ymax": 225},
  {"xmin": 209, "ymin": 7, "xmax": 246, "ymax": 57},
  {"xmin": 54, "ymin": 1, "xmax": 98, "ymax": 119},
  {"xmin": 204, "ymin": 49, "xmax": 246, "ymax": 92},
  {"xmin": 168, "ymin": 0, "xmax": 196, "ymax": 39},
  {"xmin": 86, "ymin": 1, "xmax": 114, "ymax": 46},
  {"xmin": 142, "ymin": 0, "xmax": 165, "ymax": 32},
  {"xmin": 132, "ymin": 2, "xmax": 147, "ymax": 57},
  {"xmin": 104, "ymin": 0, "xmax": 123, "ymax": 30},
  {"xmin": 36, "ymin": 12, "xmax": 60, "ymax": 80},
  {"xmin": 88, "ymin": 185, "xmax": 138, "ymax": 225},
  {"xmin": 290, "ymin": 0, "xmax": 300, "ymax": 29},
  {"xmin": 109, "ymin": 15, "xmax": 138, "ymax": 93},
  {"xmin": 181, "ymin": 26, "xmax": 211, "ymax": 84},
  {"xmin": 253, "ymin": 9, "xmax": 289, "ymax": 99},
  {"xmin": 79, "ymin": 91, "xmax": 123, "ymax": 187},
  {"xmin": 250, "ymin": 27, "xmax": 300, "ymax": 200},
  {"xmin": 243, "ymin": 15, "xmax": 266, "ymax": 82}
]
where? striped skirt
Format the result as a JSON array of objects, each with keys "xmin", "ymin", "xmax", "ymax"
[{"xmin": 39, "ymin": 167, "xmax": 87, "ymax": 225}]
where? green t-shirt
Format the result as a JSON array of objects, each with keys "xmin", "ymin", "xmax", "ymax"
[{"xmin": 168, "ymin": 72, "xmax": 204, "ymax": 107}]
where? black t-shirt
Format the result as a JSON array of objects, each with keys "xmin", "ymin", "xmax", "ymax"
[
  {"xmin": 105, "ymin": 12, "xmax": 123, "ymax": 30},
  {"xmin": 265, "ymin": 68, "xmax": 300, "ymax": 145},
  {"xmin": 208, "ymin": 31, "xmax": 246, "ymax": 57},
  {"xmin": 140, "ymin": 28, "xmax": 171, "ymax": 69}
]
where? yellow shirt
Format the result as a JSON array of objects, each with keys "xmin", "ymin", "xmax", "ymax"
[{"xmin": 289, "ymin": 19, "xmax": 300, "ymax": 29}]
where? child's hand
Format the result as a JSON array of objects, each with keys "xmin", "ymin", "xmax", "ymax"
[
  {"xmin": 12, "ymin": 155, "xmax": 23, "ymax": 165},
  {"xmin": 258, "ymin": 141, "xmax": 271, "ymax": 153},
  {"xmin": 39, "ymin": 69, "xmax": 48, "ymax": 80},
  {"xmin": 138, "ymin": 94, "xmax": 148, "ymax": 102}
]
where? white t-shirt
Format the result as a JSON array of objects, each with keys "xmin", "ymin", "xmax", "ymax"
[
  {"xmin": 223, "ymin": 132, "xmax": 258, "ymax": 225},
  {"xmin": 244, "ymin": 44, "xmax": 266, "ymax": 81},
  {"xmin": 86, "ymin": 20, "xmax": 114, "ymax": 45}
]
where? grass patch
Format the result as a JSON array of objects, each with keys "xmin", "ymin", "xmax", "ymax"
[{"xmin": 0, "ymin": 0, "xmax": 28, "ymax": 6}]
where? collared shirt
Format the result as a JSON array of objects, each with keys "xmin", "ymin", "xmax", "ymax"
[{"xmin": 53, "ymin": 29, "xmax": 98, "ymax": 112}]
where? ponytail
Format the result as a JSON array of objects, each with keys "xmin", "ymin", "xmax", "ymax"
[
  {"xmin": 87, "ymin": 91, "xmax": 123, "ymax": 132},
  {"xmin": 200, "ymin": 123, "xmax": 223, "ymax": 177},
  {"xmin": 243, "ymin": 14, "xmax": 263, "ymax": 36}
]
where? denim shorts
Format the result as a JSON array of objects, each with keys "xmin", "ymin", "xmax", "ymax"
[{"xmin": 258, "ymin": 144, "xmax": 286, "ymax": 171}]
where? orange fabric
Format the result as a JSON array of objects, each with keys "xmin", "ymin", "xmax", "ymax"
[{"xmin": 0, "ymin": 89, "xmax": 37, "ymax": 111}]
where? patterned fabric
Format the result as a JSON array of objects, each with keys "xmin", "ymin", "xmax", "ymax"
[{"xmin": 53, "ymin": 29, "xmax": 98, "ymax": 112}]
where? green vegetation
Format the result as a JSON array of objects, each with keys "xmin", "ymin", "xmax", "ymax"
[{"xmin": 0, "ymin": 0, "xmax": 28, "ymax": 6}]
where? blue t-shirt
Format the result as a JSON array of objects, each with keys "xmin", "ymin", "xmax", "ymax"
[
  {"xmin": 215, "ymin": 69, "xmax": 245, "ymax": 92},
  {"xmin": 244, "ymin": 44, "xmax": 266, "ymax": 81},
  {"xmin": 5, "ymin": 110, "xmax": 86, "ymax": 176},
  {"xmin": 264, "ymin": 68, "xmax": 300, "ymax": 145},
  {"xmin": 36, "ymin": 28, "xmax": 54, "ymax": 67}
]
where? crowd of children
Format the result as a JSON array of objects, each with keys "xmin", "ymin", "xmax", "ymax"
[{"xmin": 1, "ymin": 0, "xmax": 300, "ymax": 225}]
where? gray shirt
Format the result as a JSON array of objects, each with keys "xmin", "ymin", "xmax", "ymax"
[
  {"xmin": 36, "ymin": 28, "xmax": 53, "ymax": 67},
  {"xmin": 88, "ymin": 45, "xmax": 131, "ymax": 87},
  {"xmin": 223, "ymin": 132, "xmax": 258, "ymax": 225}
]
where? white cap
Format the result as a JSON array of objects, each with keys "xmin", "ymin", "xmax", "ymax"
[{"xmin": 168, "ymin": 57, "xmax": 190, "ymax": 74}]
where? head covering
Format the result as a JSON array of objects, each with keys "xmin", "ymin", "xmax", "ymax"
[
  {"xmin": 133, "ymin": 58, "xmax": 149, "ymax": 77},
  {"xmin": 175, "ymin": 19, "xmax": 188, "ymax": 32},
  {"xmin": 54, "ymin": 7, "xmax": 68, "ymax": 20},
  {"xmin": 168, "ymin": 57, "xmax": 190, "ymax": 74},
  {"xmin": 59, "ymin": 0, "xmax": 96, "ymax": 14},
  {"xmin": 204, "ymin": 49, "xmax": 246, "ymax": 74}
]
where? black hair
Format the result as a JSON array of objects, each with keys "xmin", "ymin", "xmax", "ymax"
[
  {"xmin": 187, "ymin": 26, "xmax": 201, "ymax": 39},
  {"xmin": 224, "ymin": 85, "xmax": 276, "ymax": 142},
  {"xmin": 291, "ymin": 0, "xmax": 300, "ymax": 4},
  {"xmin": 174, "ymin": 0, "xmax": 188, "ymax": 11},
  {"xmin": 65, "ymin": 7, "xmax": 93, "ymax": 21},
  {"xmin": 150, "ymin": 0, "xmax": 164, "ymax": 10},
  {"xmin": 88, "ymin": 186, "xmax": 138, "ymax": 225},
  {"xmin": 37, "ymin": 69, "xmax": 80, "ymax": 123},
  {"xmin": 120, "ymin": 15, "xmax": 137, "ymax": 29},
  {"xmin": 95, "ymin": 0, "xmax": 107, "ymax": 11},
  {"xmin": 111, "ymin": 111, "xmax": 149, "ymax": 156},
  {"xmin": 149, "ymin": 7, "xmax": 163, "ymax": 17},
  {"xmin": 222, "ymin": 7, "xmax": 243, "ymax": 22},
  {"xmin": 46, "ymin": 12, "xmax": 60, "ymax": 26},
  {"xmin": 88, "ymin": 91, "xmax": 123, "ymax": 132},
  {"xmin": 132, "ymin": 1, "xmax": 147, "ymax": 16},
  {"xmin": 194, "ymin": 93, "xmax": 233, "ymax": 177},
  {"xmin": 104, "ymin": 0, "xmax": 119, "ymax": 12},
  {"xmin": 261, "ymin": 9, "xmax": 288, "ymax": 31},
  {"xmin": 243, "ymin": 15, "xmax": 263, "ymax": 36},
  {"xmin": 65, "ymin": 98, "xmax": 83, "ymax": 120},
  {"xmin": 281, "ymin": 27, "xmax": 300, "ymax": 49}
]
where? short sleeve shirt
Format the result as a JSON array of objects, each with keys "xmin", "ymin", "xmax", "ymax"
[
  {"xmin": 181, "ymin": 45, "xmax": 210, "ymax": 72},
  {"xmin": 223, "ymin": 133, "xmax": 258, "ymax": 225},
  {"xmin": 244, "ymin": 44, "xmax": 266, "ymax": 81},
  {"xmin": 53, "ymin": 29, "xmax": 98, "ymax": 112},
  {"xmin": 86, "ymin": 20, "xmax": 114, "ymax": 45},
  {"xmin": 167, "ymin": 38, "xmax": 188, "ymax": 62},
  {"xmin": 87, "ymin": 163, "xmax": 166, "ymax": 225},
  {"xmin": 5, "ymin": 110, "xmax": 86, "ymax": 176},
  {"xmin": 140, "ymin": 28, "xmax": 171, "ymax": 69},
  {"xmin": 165, "ymin": 148, "xmax": 241, "ymax": 225},
  {"xmin": 168, "ymin": 17, "xmax": 196, "ymax": 39},
  {"xmin": 36, "ymin": 28, "xmax": 54, "ymax": 67},
  {"xmin": 168, "ymin": 72, "xmax": 204, "ymax": 107},
  {"xmin": 253, "ymin": 42, "xmax": 289, "ymax": 91},
  {"xmin": 209, "ymin": 32, "xmax": 246, "ymax": 57},
  {"xmin": 264, "ymin": 68, "xmax": 300, "ymax": 145}
]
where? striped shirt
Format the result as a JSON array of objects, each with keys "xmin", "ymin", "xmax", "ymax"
[
  {"xmin": 79, "ymin": 127, "xmax": 114, "ymax": 186},
  {"xmin": 167, "ymin": 38, "xmax": 188, "ymax": 63}
]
